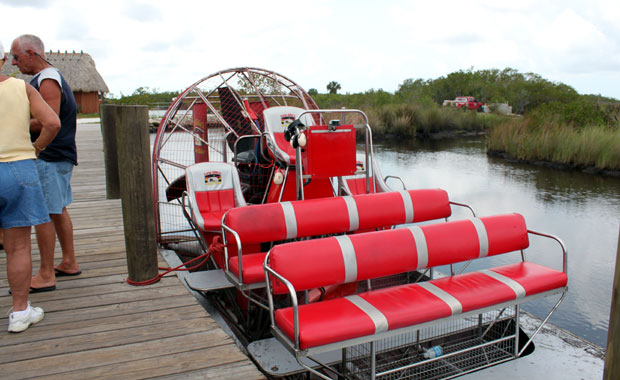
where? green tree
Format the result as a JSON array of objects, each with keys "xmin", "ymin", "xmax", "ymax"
[
  {"xmin": 327, "ymin": 81, "xmax": 341, "ymax": 94},
  {"xmin": 106, "ymin": 87, "xmax": 180, "ymax": 106}
]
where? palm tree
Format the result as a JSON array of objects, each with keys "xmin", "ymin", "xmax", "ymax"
[{"xmin": 327, "ymin": 81, "xmax": 341, "ymax": 94}]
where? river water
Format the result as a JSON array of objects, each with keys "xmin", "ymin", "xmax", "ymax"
[{"xmin": 372, "ymin": 136, "xmax": 620, "ymax": 348}]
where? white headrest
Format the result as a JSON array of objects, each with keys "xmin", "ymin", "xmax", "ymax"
[
  {"xmin": 186, "ymin": 162, "xmax": 237, "ymax": 192},
  {"xmin": 262, "ymin": 106, "xmax": 314, "ymax": 133}
]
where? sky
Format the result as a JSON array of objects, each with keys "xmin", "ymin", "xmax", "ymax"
[{"xmin": 1, "ymin": 0, "xmax": 619, "ymax": 99}]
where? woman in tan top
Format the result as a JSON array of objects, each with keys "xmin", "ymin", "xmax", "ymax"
[{"xmin": 0, "ymin": 40, "xmax": 61, "ymax": 332}]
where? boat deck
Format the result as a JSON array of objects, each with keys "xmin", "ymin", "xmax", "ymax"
[{"xmin": 0, "ymin": 122, "xmax": 264, "ymax": 379}]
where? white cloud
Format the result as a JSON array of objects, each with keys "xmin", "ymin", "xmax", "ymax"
[
  {"xmin": 1, "ymin": 0, "xmax": 619, "ymax": 98},
  {"xmin": 0, "ymin": 0, "xmax": 52, "ymax": 7},
  {"xmin": 124, "ymin": 1, "xmax": 163, "ymax": 23}
]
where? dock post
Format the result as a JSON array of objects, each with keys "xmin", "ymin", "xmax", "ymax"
[
  {"xmin": 100, "ymin": 104, "xmax": 121, "ymax": 199},
  {"xmin": 113, "ymin": 105, "xmax": 159, "ymax": 283},
  {"xmin": 604, "ymin": 227, "xmax": 620, "ymax": 379}
]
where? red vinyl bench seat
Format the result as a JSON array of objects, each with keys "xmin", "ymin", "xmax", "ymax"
[
  {"xmin": 274, "ymin": 262, "xmax": 566, "ymax": 349},
  {"xmin": 222, "ymin": 188, "xmax": 469, "ymax": 288},
  {"xmin": 228, "ymin": 252, "xmax": 268, "ymax": 285},
  {"xmin": 265, "ymin": 213, "xmax": 568, "ymax": 351}
]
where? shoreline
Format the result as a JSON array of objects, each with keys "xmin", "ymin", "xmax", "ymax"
[
  {"xmin": 372, "ymin": 128, "xmax": 620, "ymax": 178},
  {"xmin": 88, "ymin": 114, "xmax": 619, "ymax": 179},
  {"xmin": 487, "ymin": 149, "xmax": 620, "ymax": 178}
]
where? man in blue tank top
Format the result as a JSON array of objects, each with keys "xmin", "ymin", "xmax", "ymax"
[{"xmin": 11, "ymin": 35, "xmax": 81, "ymax": 292}]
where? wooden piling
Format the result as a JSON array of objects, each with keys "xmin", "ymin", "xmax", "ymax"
[
  {"xmin": 113, "ymin": 105, "xmax": 159, "ymax": 283},
  {"xmin": 604, "ymin": 227, "xmax": 620, "ymax": 379},
  {"xmin": 100, "ymin": 104, "xmax": 121, "ymax": 199}
]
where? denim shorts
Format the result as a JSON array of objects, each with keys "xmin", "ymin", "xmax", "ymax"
[
  {"xmin": 0, "ymin": 159, "xmax": 50, "ymax": 228},
  {"xmin": 35, "ymin": 159, "xmax": 74, "ymax": 215}
]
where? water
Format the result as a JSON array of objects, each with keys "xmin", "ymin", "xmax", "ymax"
[{"xmin": 372, "ymin": 136, "xmax": 620, "ymax": 348}]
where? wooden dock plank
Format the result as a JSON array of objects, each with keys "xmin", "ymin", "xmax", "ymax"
[
  {"xmin": 0, "ymin": 122, "xmax": 265, "ymax": 379},
  {"xmin": 1, "ymin": 283, "xmax": 194, "ymax": 312},
  {"xmin": 154, "ymin": 361, "xmax": 266, "ymax": 380},
  {"xmin": 0, "ymin": 304, "xmax": 205, "ymax": 346},
  {"xmin": 42, "ymin": 345, "xmax": 262, "ymax": 380},
  {"xmin": 3, "ymin": 296, "xmax": 199, "ymax": 333},
  {"xmin": 0, "ymin": 330, "xmax": 234, "ymax": 378},
  {"xmin": 0, "ymin": 317, "xmax": 217, "ymax": 364}
]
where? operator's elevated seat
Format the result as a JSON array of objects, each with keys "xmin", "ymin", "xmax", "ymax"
[{"xmin": 262, "ymin": 106, "xmax": 315, "ymax": 166}]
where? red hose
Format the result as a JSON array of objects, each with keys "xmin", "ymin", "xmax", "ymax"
[{"xmin": 126, "ymin": 251, "xmax": 211, "ymax": 286}]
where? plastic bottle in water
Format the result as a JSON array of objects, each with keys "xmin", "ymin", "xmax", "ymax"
[{"xmin": 423, "ymin": 345, "xmax": 443, "ymax": 359}]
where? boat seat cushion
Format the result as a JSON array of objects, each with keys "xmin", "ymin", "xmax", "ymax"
[
  {"xmin": 343, "ymin": 174, "xmax": 376, "ymax": 195},
  {"xmin": 194, "ymin": 190, "xmax": 235, "ymax": 230},
  {"xmin": 228, "ymin": 252, "xmax": 268, "ymax": 284},
  {"xmin": 224, "ymin": 189, "xmax": 455, "ymax": 286},
  {"xmin": 224, "ymin": 189, "xmax": 452, "ymax": 245},
  {"xmin": 269, "ymin": 214, "xmax": 529, "ymax": 294},
  {"xmin": 274, "ymin": 262, "xmax": 567, "ymax": 349}
]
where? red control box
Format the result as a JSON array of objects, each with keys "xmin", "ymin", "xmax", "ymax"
[{"xmin": 301, "ymin": 125, "xmax": 357, "ymax": 178}]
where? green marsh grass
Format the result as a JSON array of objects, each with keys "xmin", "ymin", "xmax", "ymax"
[
  {"xmin": 367, "ymin": 104, "xmax": 498, "ymax": 138},
  {"xmin": 488, "ymin": 118, "xmax": 620, "ymax": 170}
]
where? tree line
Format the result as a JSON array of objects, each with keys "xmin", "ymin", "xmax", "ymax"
[
  {"xmin": 106, "ymin": 68, "xmax": 618, "ymax": 126},
  {"xmin": 106, "ymin": 86, "xmax": 181, "ymax": 107},
  {"xmin": 313, "ymin": 67, "xmax": 617, "ymax": 114},
  {"xmin": 105, "ymin": 68, "xmax": 619, "ymax": 170}
]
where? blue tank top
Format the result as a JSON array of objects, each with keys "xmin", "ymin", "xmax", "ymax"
[{"xmin": 30, "ymin": 68, "xmax": 78, "ymax": 165}]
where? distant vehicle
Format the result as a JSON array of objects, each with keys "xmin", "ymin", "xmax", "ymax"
[{"xmin": 442, "ymin": 96, "xmax": 484, "ymax": 111}]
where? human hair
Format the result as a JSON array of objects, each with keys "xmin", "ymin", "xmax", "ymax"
[{"xmin": 15, "ymin": 34, "xmax": 45, "ymax": 55}]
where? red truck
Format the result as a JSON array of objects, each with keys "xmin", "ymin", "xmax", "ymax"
[{"xmin": 442, "ymin": 96, "xmax": 484, "ymax": 111}]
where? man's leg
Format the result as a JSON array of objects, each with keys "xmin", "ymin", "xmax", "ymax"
[
  {"xmin": 30, "ymin": 221, "xmax": 57, "ymax": 288},
  {"xmin": 53, "ymin": 207, "xmax": 78, "ymax": 273},
  {"xmin": 4, "ymin": 227, "xmax": 33, "ymax": 311}
]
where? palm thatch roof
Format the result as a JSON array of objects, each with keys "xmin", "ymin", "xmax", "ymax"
[{"xmin": 1, "ymin": 51, "xmax": 109, "ymax": 93}]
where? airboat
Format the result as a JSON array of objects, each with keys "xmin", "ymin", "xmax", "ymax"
[{"xmin": 151, "ymin": 67, "xmax": 568, "ymax": 380}]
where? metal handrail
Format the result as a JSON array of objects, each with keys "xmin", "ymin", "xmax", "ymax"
[
  {"xmin": 384, "ymin": 175, "xmax": 406, "ymax": 190},
  {"xmin": 449, "ymin": 201, "xmax": 477, "ymax": 217},
  {"xmin": 527, "ymin": 229, "xmax": 568, "ymax": 274},
  {"xmin": 263, "ymin": 256, "xmax": 301, "ymax": 349},
  {"xmin": 179, "ymin": 191, "xmax": 210, "ymax": 254},
  {"xmin": 296, "ymin": 108, "xmax": 370, "ymax": 126},
  {"xmin": 221, "ymin": 222, "xmax": 244, "ymax": 284}
]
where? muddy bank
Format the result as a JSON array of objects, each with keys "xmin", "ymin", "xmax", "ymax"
[{"xmin": 487, "ymin": 149, "xmax": 620, "ymax": 178}]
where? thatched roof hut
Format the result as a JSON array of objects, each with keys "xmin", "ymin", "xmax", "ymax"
[{"xmin": 1, "ymin": 50, "xmax": 109, "ymax": 113}]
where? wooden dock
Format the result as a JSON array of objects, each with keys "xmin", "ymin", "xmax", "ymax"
[{"xmin": 0, "ymin": 122, "xmax": 265, "ymax": 379}]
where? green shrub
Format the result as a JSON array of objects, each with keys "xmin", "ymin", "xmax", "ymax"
[{"xmin": 528, "ymin": 100, "xmax": 614, "ymax": 128}]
